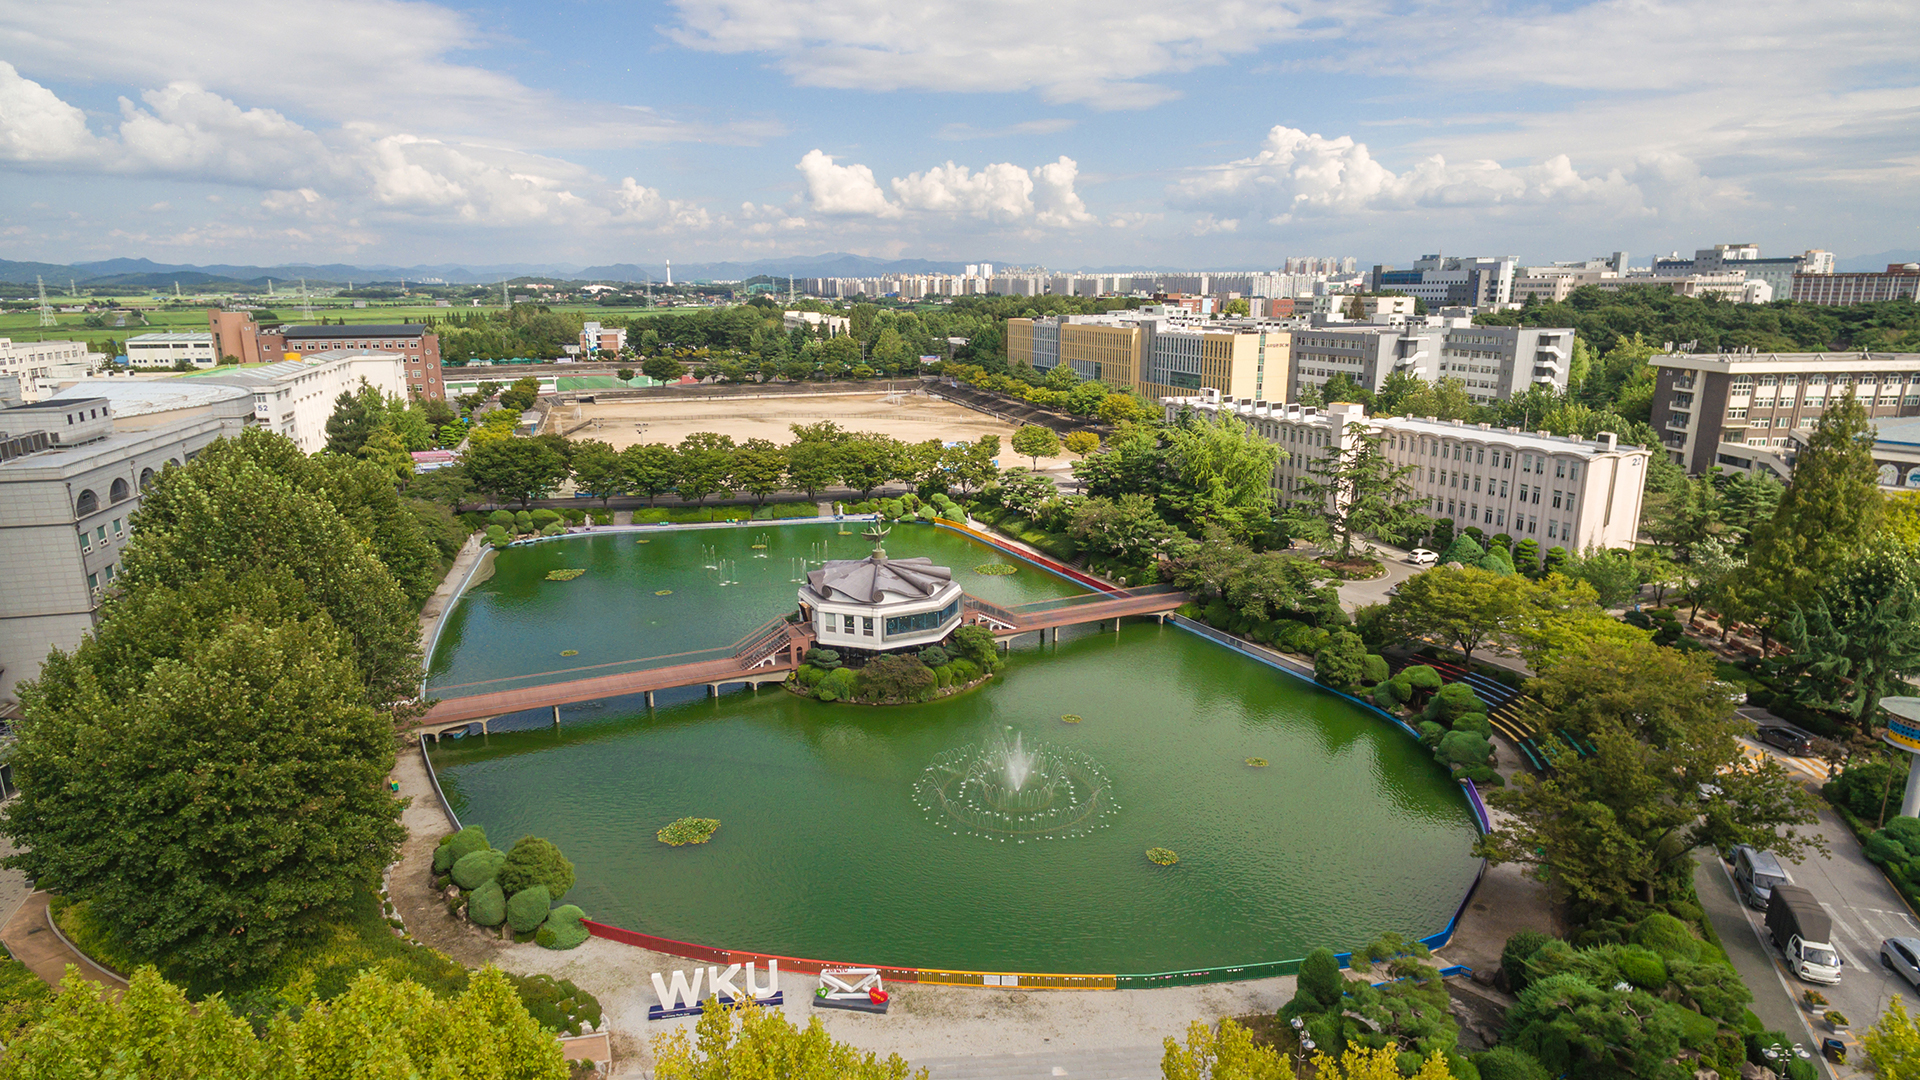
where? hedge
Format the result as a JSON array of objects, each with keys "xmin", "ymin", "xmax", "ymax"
[{"xmin": 506, "ymin": 885, "xmax": 553, "ymax": 934}]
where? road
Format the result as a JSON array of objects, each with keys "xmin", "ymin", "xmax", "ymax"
[{"xmin": 1703, "ymin": 728, "xmax": 1920, "ymax": 1078}]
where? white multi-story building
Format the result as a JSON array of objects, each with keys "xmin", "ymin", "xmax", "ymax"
[
  {"xmin": 0, "ymin": 397, "xmax": 246, "ymax": 705},
  {"xmin": 1290, "ymin": 321, "xmax": 1575, "ymax": 403},
  {"xmin": 0, "ymin": 339, "xmax": 98, "ymax": 401},
  {"xmin": 126, "ymin": 332, "xmax": 217, "ymax": 370},
  {"xmin": 579, "ymin": 322, "xmax": 627, "ymax": 355},
  {"xmin": 783, "ymin": 311, "xmax": 852, "ymax": 337},
  {"xmin": 1164, "ymin": 392, "xmax": 1652, "ymax": 556},
  {"xmin": 194, "ymin": 350, "xmax": 407, "ymax": 454},
  {"xmin": 1373, "ymin": 256, "xmax": 1519, "ymax": 309}
]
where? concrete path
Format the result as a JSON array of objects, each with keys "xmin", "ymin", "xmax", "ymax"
[{"xmin": 0, "ymin": 891, "xmax": 125, "ymax": 991}]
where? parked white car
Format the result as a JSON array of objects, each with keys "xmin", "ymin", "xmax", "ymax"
[{"xmin": 1408, "ymin": 548, "xmax": 1438, "ymax": 566}]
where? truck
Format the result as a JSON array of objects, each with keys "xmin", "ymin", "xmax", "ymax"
[{"xmin": 1766, "ymin": 884, "xmax": 1842, "ymax": 984}]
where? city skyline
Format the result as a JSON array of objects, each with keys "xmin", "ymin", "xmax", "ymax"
[{"xmin": 0, "ymin": 0, "xmax": 1914, "ymax": 268}]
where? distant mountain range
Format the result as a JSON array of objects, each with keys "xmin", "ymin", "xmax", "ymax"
[
  {"xmin": 6, "ymin": 250, "xmax": 1914, "ymax": 289},
  {"xmin": 0, "ymin": 254, "xmax": 991, "ymax": 288}
]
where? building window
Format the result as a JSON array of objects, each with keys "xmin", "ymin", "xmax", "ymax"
[
  {"xmin": 885, "ymin": 600, "xmax": 961, "ymax": 637},
  {"xmin": 1726, "ymin": 408, "xmax": 1747, "ymax": 419},
  {"xmin": 842, "ymin": 614, "xmax": 855, "ymax": 634},
  {"xmin": 1552, "ymin": 490, "xmax": 1563, "ymax": 509},
  {"xmin": 88, "ymin": 572, "xmax": 98, "ymax": 591},
  {"xmin": 96, "ymin": 525, "xmax": 107, "ymax": 543},
  {"xmin": 863, "ymin": 616, "xmax": 874, "ymax": 637},
  {"xmin": 1554, "ymin": 460, "xmax": 1566, "ymax": 478},
  {"xmin": 1548, "ymin": 520, "xmax": 1558, "ymax": 539},
  {"xmin": 79, "ymin": 531, "xmax": 91, "ymax": 552},
  {"xmin": 112, "ymin": 518, "xmax": 122, "ymax": 536}
]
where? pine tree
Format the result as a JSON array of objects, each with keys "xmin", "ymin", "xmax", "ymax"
[
  {"xmin": 1287, "ymin": 421, "xmax": 1425, "ymax": 559},
  {"xmin": 1734, "ymin": 389, "xmax": 1883, "ymax": 624}
]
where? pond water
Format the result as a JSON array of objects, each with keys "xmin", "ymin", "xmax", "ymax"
[{"xmin": 425, "ymin": 525, "xmax": 1482, "ymax": 975}]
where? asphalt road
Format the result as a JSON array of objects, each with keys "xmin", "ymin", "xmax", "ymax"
[{"xmin": 1705, "ymin": 730, "xmax": 1920, "ymax": 1077}]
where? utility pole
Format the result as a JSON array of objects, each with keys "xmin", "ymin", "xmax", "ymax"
[
  {"xmin": 36, "ymin": 276, "xmax": 54, "ymax": 327},
  {"xmin": 300, "ymin": 278, "xmax": 312, "ymax": 320},
  {"xmin": 173, "ymin": 281, "xmax": 182, "ymax": 301}
]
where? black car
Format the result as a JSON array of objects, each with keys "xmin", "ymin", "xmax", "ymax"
[{"xmin": 1758, "ymin": 726, "xmax": 1815, "ymax": 755}]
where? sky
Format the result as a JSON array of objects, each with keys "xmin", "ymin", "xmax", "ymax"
[{"xmin": 0, "ymin": 0, "xmax": 1916, "ymax": 271}]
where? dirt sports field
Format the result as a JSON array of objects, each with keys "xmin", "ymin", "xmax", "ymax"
[{"xmin": 558, "ymin": 389, "xmax": 1078, "ymax": 470}]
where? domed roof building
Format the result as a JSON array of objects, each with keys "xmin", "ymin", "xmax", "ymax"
[{"xmin": 799, "ymin": 546, "xmax": 963, "ymax": 653}]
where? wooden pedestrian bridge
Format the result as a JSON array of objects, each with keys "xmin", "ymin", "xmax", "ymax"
[{"xmin": 412, "ymin": 584, "xmax": 1187, "ymax": 737}]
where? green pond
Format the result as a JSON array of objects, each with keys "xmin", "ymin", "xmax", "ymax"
[{"xmin": 425, "ymin": 524, "xmax": 1483, "ymax": 976}]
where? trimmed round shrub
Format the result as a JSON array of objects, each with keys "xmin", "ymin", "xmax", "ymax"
[
  {"xmin": 540, "ymin": 521, "xmax": 565, "ymax": 537},
  {"xmin": 1403, "ymin": 665, "xmax": 1442, "ymax": 692},
  {"xmin": 949, "ymin": 658, "xmax": 979, "ymax": 683},
  {"xmin": 538, "ymin": 905, "xmax": 591, "ymax": 950},
  {"xmin": 1632, "ymin": 912, "xmax": 1703, "ymax": 962},
  {"xmin": 804, "ymin": 648, "xmax": 842, "ymax": 670},
  {"xmin": 1866, "ymin": 831, "xmax": 1908, "ymax": 865},
  {"xmin": 795, "ymin": 664, "xmax": 826, "ymax": 689},
  {"xmin": 1500, "ymin": 930, "xmax": 1553, "ymax": 993},
  {"xmin": 1360, "ymin": 654, "xmax": 1389, "ymax": 685},
  {"xmin": 514, "ymin": 510, "xmax": 535, "ymax": 531},
  {"xmin": 436, "ymin": 825, "xmax": 488, "ymax": 874},
  {"xmin": 506, "ymin": 884, "xmax": 552, "ymax": 933},
  {"xmin": 919, "ymin": 645, "xmax": 950, "ymax": 667},
  {"xmin": 1418, "ymin": 721, "xmax": 1447, "ymax": 749},
  {"xmin": 466, "ymin": 879, "xmax": 506, "ymax": 926},
  {"xmin": 498, "ymin": 836, "xmax": 576, "ymax": 900},
  {"xmin": 1373, "ymin": 681, "xmax": 1403, "ymax": 710},
  {"xmin": 1473, "ymin": 1047, "xmax": 1550, "ymax": 1080},
  {"xmin": 1617, "ymin": 946, "xmax": 1669, "ymax": 990},
  {"xmin": 1886, "ymin": 816, "xmax": 1920, "ymax": 855},
  {"xmin": 933, "ymin": 664, "xmax": 953, "ymax": 689},
  {"xmin": 451, "ymin": 847, "xmax": 507, "ymax": 890},
  {"xmin": 530, "ymin": 508, "xmax": 562, "ymax": 526},
  {"xmin": 1436, "ymin": 730, "xmax": 1492, "ymax": 769},
  {"xmin": 488, "ymin": 509, "xmax": 515, "ymax": 527},
  {"xmin": 1452, "ymin": 712, "xmax": 1495, "ymax": 739},
  {"xmin": 1202, "ymin": 599, "xmax": 1232, "ymax": 628},
  {"xmin": 1785, "ymin": 1058, "xmax": 1818, "ymax": 1080},
  {"xmin": 815, "ymin": 666, "xmax": 857, "ymax": 701},
  {"xmin": 1425, "ymin": 681, "xmax": 1487, "ymax": 723}
]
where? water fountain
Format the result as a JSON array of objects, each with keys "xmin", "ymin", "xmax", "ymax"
[
  {"xmin": 703, "ymin": 545, "xmax": 719, "ymax": 570},
  {"xmin": 752, "ymin": 532, "xmax": 771, "ymax": 558},
  {"xmin": 914, "ymin": 727, "xmax": 1115, "ymax": 840}
]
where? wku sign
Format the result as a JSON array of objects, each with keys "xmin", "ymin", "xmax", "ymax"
[{"xmin": 647, "ymin": 960, "xmax": 784, "ymax": 1020}]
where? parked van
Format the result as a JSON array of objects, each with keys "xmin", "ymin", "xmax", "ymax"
[{"xmin": 1733, "ymin": 845, "xmax": 1792, "ymax": 910}]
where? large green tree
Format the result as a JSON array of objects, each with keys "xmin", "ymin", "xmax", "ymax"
[
  {"xmin": 1286, "ymin": 420, "xmax": 1425, "ymax": 559},
  {"xmin": 1770, "ymin": 544, "xmax": 1920, "ymax": 737},
  {"xmin": 1478, "ymin": 639, "xmax": 1824, "ymax": 910},
  {"xmin": 1160, "ymin": 408, "xmax": 1280, "ymax": 541},
  {"xmin": 1011, "ymin": 423, "xmax": 1061, "ymax": 468},
  {"xmin": 837, "ymin": 433, "xmax": 902, "ymax": 499},
  {"xmin": 730, "ymin": 437, "xmax": 789, "ymax": 505},
  {"xmin": 674, "ymin": 432, "xmax": 736, "ymax": 505},
  {"xmin": 568, "ymin": 438, "xmax": 628, "ymax": 506},
  {"xmin": 622, "ymin": 442, "xmax": 681, "ymax": 506},
  {"xmin": 464, "ymin": 436, "xmax": 571, "ymax": 508},
  {"xmin": 1, "ymin": 613, "xmax": 404, "ymax": 978},
  {"xmin": 1733, "ymin": 389, "xmax": 1884, "ymax": 622}
]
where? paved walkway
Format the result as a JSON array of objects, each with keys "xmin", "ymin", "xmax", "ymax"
[{"xmin": 0, "ymin": 891, "xmax": 125, "ymax": 992}]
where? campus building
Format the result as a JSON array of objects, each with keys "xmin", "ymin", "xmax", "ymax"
[
  {"xmin": 126, "ymin": 331, "xmax": 217, "ymax": 370},
  {"xmin": 1647, "ymin": 351, "xmax": 1920, "ymax": 476},
  {"xmin": 1789, "ymin": 264, "xmax": 1920, "ymax": 307},
  {"xmin": 206, "ymin": 310, "xmax": 446, "ymax": 400},
  {"xmin": 1007, "ymin": 308, "xmax": 1291, "ymax": 402},
  {"xmin": 579, "ymin": 321, "xmax": 627, "ymax": 355},
  {"xmin": 0, "ymin": 339, "xmax": 97, "ymax": 401},
  {"xmin": 1163, "ymin": 390, "xmax": 1652, "ymax": 555},
  {"xmin": 1290, "ymin": 322, "xmax": 1575, "ymax": 403},
  {"xmin": 1652, "ymin": 244, "xmax": 1833, "ymax": 301},
  {"xmin": 192, "ymin": 350, "xmax": 409, "ymax": 454},
  {"xmin": 799, "ymin": 546, "xmax": 964, "ymax": 653},
  {"xmin": 1370, "ymin": 256, "xmax": 1519, "ymax": 309},
  {"xmin": 0, "ymin": 397, "xmax": 245, "ymax": 706}
]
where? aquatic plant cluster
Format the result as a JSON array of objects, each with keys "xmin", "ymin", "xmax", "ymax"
[
  {"xmin": 913, "ymin": 728, "xmax": 1116, "ymax": 841},
  {"xmin": 658, "ymin": 817, "xmax": 722, "ymax": 846}
]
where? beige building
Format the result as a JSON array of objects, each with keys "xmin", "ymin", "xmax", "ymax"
[
  {"xmin": 1008, "ymin": 308, "xmax": 1292, "ymax": 402},
  {"xmin": 0, "ymin": 398, "xmax": 245, "ymax": 705},
  {"xmin": 1164, "ymin": 390, "xmax": 1652, "ymax": 557},
  {"xmin": 194, "ymin": 350, "xmax": 408, "ymax": 454},
  {"xmin": 0, "ymin": 339, "xmax": 98, "ymax": 401}
]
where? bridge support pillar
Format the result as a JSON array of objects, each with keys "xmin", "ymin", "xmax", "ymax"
[
  {"xmin": 645, "ymin": 691, "xmax": 655, "ymax": 710},
  {"xmin": 553, "ymin": 705, "xmax": 560, "ymax": 728}
]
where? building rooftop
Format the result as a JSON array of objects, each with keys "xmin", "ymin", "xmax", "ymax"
[
  {"xmin": 51, "ymin": 380, "xmax": 251, "ymax": 417},
  {"xmin": 0, "ymin": 414, "xmax": 235, "ymax": 478},
  {"xmin": 127, "ymin": 331, "xmax": 213, "ymax": 343},
  {"xmin": 280, "ymin": 324, "xmax": 427, "ymax": 339},
  {"xmin": 1166, "ymin": 394, "xmax": 1646, "ymax": 457},
  {"xmin": 1653, "ymin": 351, "xmax": 1920, "ymax": 370},
  {"xmin": 806, "ymin": 547, "xmax": 953, "ymax": 604},
  {"xmin": 1871, "ymin": 417, "xmax": 1920, "ymax": 449}
]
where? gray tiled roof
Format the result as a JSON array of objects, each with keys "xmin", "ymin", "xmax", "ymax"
[{"xmin": 807, "ymin": 548, "xmax": 952, "ymax": 603}]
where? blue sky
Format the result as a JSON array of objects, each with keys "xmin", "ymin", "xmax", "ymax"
[{"xmin": 1, "ymin": 0, "xmax": 1915, "ymax": 270}]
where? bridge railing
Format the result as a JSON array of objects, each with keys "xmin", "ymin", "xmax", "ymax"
[
  {"xmin": 429, "ymin": 616, "xmax": 803, "ymax": 699},
  {"xmin": 999, "ymin": 583, "xmax": 1184, "ymax": 615}
]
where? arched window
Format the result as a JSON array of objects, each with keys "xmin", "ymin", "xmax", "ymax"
[
  {"xmin": 138, "ymin": 467, "xmax": 156, "ymax": 492},
  {"xmin": 75, "ymin": 489, "xmax": 99, "ymax": 516},
  {"xmin": 109, "ymin": 478, "xmax": 130, "ymax": 503}
]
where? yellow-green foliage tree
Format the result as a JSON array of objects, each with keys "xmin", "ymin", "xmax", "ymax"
[
  {"xmin": 1866, "ymin": 996, "xmax": 1920, "ymax": 1080},
  {"xmin": 1161, "ymin": 1018, "xmax": 1290, "ymax": 1080},
  {"xmin": 652, "ymin": 1000, "xmax": 925, "ymax": 1080},
  {"xmin": 0, "ymin": 965, "xmax": 567, "ymax": 1080}
]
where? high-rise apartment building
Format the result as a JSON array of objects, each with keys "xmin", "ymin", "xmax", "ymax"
[
  {"xmin": 1164, "ymin": 392, "xmax": 1650, "ymax": 556},
  {"xmin": 1648, "ymin": 351, "xmax": 1920, "ymax": 475}
]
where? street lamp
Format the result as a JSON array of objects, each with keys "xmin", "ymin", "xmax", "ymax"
[{"xmin": 1288, "ymin": 1016, "xmax": 1317, "ymax": 1079}]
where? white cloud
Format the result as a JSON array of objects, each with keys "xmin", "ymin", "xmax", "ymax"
[
  {"xmin": 797, "ymin": 150, "xmax": 1095, "ymax": 227},
  {"xmin": 796, "ymin": 150, "xmax": 901, "ymax": 217},
  {"xmin": 0, "ymin": 62, "xmax": 100, "ymax": 163},
  {"xmin": 667, "ymin": 0, "xmax": 1343, "ymax": 109},
  {"xmin": 1174, "ymin": 126, "xmax": 1683, "ymax": 224},
  {"xmin": 116, "ymin": 84, "xmax": 338, "ymax": 184}
]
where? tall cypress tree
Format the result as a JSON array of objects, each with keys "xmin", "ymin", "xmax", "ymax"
[{"xmin": 1733, "ymin": 389, "xmax": 1883, "ymax": 624}]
